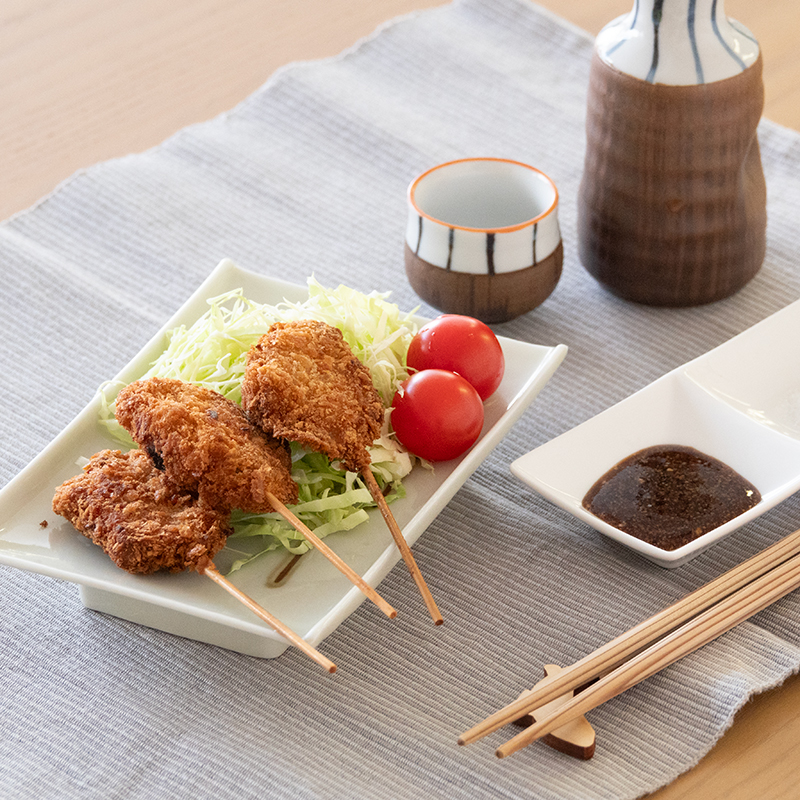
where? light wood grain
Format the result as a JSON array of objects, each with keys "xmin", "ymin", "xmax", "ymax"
[
  {"xmin": 2, "ymin": 1, "xmax": 800, "ymax": 797},
  {"xmin": 0, "ymin": 0, "xmax": 444, "ymax": 221}
]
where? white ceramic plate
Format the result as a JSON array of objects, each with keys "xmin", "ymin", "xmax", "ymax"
[
  {"xmin": 511, "ymin": 298, "xmax": 800, "ymax": 568},
  {"xmin": 0, "ymin": 259, "xmax": 567, "ymax": 658}
]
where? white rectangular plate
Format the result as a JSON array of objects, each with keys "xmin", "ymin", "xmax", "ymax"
[
  {"xmin": 0, "ymin": 259, "xmax": 567, "ymax": 658},
  {"xmin": 511, "ymin": 299, "xmax": 800, "ymax": 568}
]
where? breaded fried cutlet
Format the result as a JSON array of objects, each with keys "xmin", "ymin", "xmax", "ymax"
[
  {"xmin": 240, "ymin": 320, "xmax": 384, "ymax": 473},
  {"xmin": 114, "ymin": 377, "xmax": 298, "ymax": 513},
  {"xmin": 52, "ymin": 449, "xmax": 230, "ymax": 574}
]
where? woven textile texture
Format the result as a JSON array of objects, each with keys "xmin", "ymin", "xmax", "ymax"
[{"xmin": 2, "ymin": 1, "xmax": 800, "ymax": 798}]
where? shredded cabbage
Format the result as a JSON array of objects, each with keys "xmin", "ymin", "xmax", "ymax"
[{"xmin": 98, "ymin": 277, "xmax": 421, "ymax": 572}]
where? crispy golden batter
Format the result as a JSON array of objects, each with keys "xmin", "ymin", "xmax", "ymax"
[
  {"xmin": 115, "ymin": 377, "xmax": 298, "ymax": 513},
  {"xmin": 241, "ymin": 320, "xmax": 383, "ymax": 472},
  {"xmin": 52, "ymin": 449, "xmax": 230, "ymax": 574}
]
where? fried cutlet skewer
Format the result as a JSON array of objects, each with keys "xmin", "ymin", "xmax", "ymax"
[
  {"xmin": 52, "ymin": 449, "xmax": 336, "ymax": 673},
  {"xmin": 241, "ymin": 319, "xmax": 443, "ymax": 625},
  {"xmin": 115, "ymin": 377, "xmax": 396, "ymax": 619}
]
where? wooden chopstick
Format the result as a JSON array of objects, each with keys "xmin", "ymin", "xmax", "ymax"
[
  {"xmin": 495, "ymin": 549, "xmax": 800, "ymax": 758},
  {"xmin": 458, "ymin": 526, "xmax": 800, "ymax": 746},
  {"xmin": 361, "ymin": 468, "xmax": 444, "ymax": 625},
  {"xmin": 264, "ymin": 490, "xmax": 398, "ymax": 620}
]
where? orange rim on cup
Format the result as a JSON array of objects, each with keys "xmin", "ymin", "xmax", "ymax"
[{"xmin": 404, "ymin": 157, "xmax": 562, "ymax": 324}]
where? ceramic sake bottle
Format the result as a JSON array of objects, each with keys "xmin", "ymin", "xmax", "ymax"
[{"xmin": 577, "ymin": 0, "xmax": 766, "ymax": 306}]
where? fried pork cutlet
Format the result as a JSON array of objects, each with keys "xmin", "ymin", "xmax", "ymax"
[
  {"xmin": 241, "ymin": 320, "xmax": 384, "ymax": 473},
  {"xmin": 52, "ymin": 449, "xmax": 230, "ymax": 574},
  {"xmin": 115, "ymin": 377, "xmax": 298, "ymax": 513}
]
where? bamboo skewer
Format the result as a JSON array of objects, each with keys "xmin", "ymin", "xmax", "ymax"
[
  {"xmin": 361, "ymin": 468, "xmax": 444, "ymax": 625},
  {"xmin": 264, "ymin": 490, "xmax": 398, "ymax": 620},
  {"xmin": 201, "ymin": 562, "xmax": 337, "ymax": 673},
  {"xmin": 458, "ymin": 526, "xmax": 800, "ymax": 747},
  {"xmin": 495, "ymin": 550, "xmax": 800, "ymax": 758}
]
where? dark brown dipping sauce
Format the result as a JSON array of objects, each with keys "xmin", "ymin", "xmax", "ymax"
[{"xmin": 582, "ymin": 445, "xmax": 761, "ymax": 551}]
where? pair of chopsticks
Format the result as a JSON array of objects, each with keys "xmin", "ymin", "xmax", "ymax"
[{"xmin": 458, "ymin": 527, "xmax": 800, "ymax": 758}]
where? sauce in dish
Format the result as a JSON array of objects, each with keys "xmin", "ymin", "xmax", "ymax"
[{"xmin": 582, "ymin": 445, "xmax": 761, "ymax": 551}]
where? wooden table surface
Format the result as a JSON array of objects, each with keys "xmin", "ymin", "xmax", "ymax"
[{"xmin": 3, "ymin": 2, "xmax": 799, "ymax": 797}]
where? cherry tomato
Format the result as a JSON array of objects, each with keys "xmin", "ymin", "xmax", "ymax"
[
  {"xmin": 391, "ymin": 369, "xmax": 484, "ymax": 461},
  {"xmin": 406, "ymin": 315, "xmax": 505, "ymax": 400}
]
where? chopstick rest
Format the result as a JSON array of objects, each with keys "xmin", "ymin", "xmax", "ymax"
[{"xmin": 512, "ymin": 665, "xmax": 596, "ymax": 760}]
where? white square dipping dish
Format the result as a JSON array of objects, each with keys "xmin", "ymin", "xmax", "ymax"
[
  {"xmin": 511, "ymin": 298, "xmax": 800, "ymax": 568},
  {"xmin": 0, "ymin": 259, "xmax": 567, "ymax": 658}
]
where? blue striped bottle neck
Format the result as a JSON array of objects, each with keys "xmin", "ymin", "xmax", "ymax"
[{"xmin": 595, "ymin": 0, "xmax": 759, "ymax": 85}]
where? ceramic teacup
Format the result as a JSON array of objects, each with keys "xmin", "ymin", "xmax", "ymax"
[{"xmin": 404, "ymin": 157, "xmax": 562, "ymax": 323}]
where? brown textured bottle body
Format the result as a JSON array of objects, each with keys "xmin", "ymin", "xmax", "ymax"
[{"xmin": 578, "ymin": 53, "xmax": 766, "ymax": 306}]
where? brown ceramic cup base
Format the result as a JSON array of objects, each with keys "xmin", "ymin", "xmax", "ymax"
[{"xmin": 404, "ymin": 241, "xmax": 562, "ymax": 324}]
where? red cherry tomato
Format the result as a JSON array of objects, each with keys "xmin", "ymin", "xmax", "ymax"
[
  {"xmin": 391, "ymin": 370, "xmax": 484, "ymax": 461},
  {"xmin": 406, "ymin": 315, "xmax": 505, "ymax": 400}
]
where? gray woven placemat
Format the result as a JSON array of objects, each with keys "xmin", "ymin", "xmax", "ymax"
[{"xmin": 3, "ymin": 1, "xmax": 800, "ymax": 797}]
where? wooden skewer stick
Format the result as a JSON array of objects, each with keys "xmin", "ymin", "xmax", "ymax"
[
  {"xmin": 494, "ymin": 551, "xmax": 800, "ymax": 759},
  {"xmin": 264, "ymin": 490, "xmax": 398, "ymax": 620},
  {"xmin": 361, "ymin": 468, "xmax": 443, "ymax": 626},
  {"xmin": 458, "ymin": 526, "xmax": 800, "ymax": 746},
  {"xmin": 201, "ymin": 562, "xmax": 336, "ymax": 673}
]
